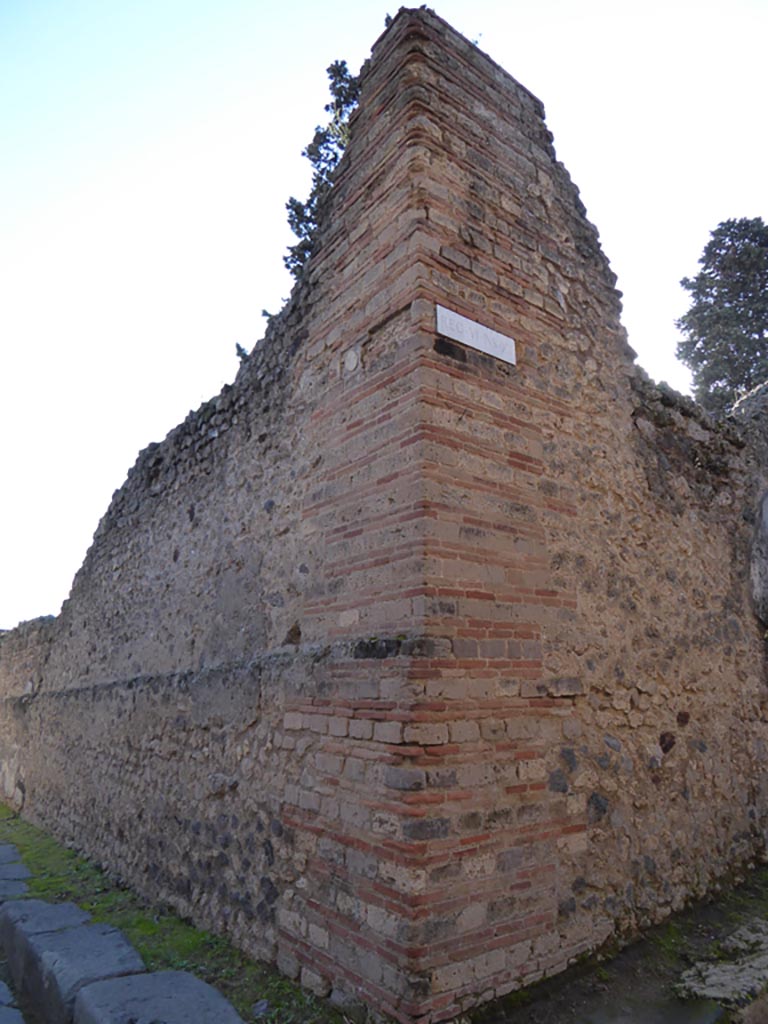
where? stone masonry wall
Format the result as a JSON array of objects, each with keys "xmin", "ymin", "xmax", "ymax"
[
  {"xmin": 301, "ymin": 16, "xmax": 767, "ymax": 1019},
  {"xmin": 0, "ymin": 12, "xmax": 454, "ymax": 1016},
  {"xmin": 1, "ymin": 9, "xmax": 768, "ymax": 1024}
]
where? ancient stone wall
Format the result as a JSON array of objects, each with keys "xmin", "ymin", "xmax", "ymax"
[
  {"xmin": 0, "ymin": 11, "xmax": 450, "ymax": 1011},
  {"xmin": 1, "ymin": 9, "xmax": 767, "ymax": 1024}
]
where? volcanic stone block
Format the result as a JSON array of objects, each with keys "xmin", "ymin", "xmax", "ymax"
[
  {"xmin": 0, "ymin": 863, "xmax": 30, "ymax": 881},
  {"xmin": 16, "ymin": 922, "xmax": 145, "ymax": 1024},
  {"xmin": 73, "ymin": 971, "xmax": 244, "ymax": 1024},
  {"xmin": 0, "ymin": 899, "xmax": 92, "ymax": 982},
  {"xmin": 0, "ymin": 979, "xmax": 22, "ymax": 1024},
  {"xmin": 0, "ymin": 881, "xmax": 27, "ymax": 903}
]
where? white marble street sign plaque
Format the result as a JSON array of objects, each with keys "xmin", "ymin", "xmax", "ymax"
[{"xmin": 436, "ymin": 305, "xmax": 516, "ymax": 366}]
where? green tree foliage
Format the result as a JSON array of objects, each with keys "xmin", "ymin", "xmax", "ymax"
[
  {"xmin": 676, "ymin": 217, "xmax": 768, "ymax": 413},
  {"xmin": 284, "ymin": 61, "xmax": 360, "ymax": 279}
]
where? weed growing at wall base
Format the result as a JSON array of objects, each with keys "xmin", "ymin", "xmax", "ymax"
[{"xmin": 0, "ymin": 805, "xmax": 344, "ymax": 1024}]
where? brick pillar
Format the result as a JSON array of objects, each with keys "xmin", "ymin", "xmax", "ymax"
[{"xmin": 275, "ymin": 8, "xmax": 634, "ymax": 1021}]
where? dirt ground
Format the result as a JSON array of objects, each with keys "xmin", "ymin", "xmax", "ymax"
[{"xmin": 471, "ymin": 865, "xmax": 768, "ymax": 1024}]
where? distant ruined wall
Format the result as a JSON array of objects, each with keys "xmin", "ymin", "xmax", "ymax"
[{"xmin": 1, "ymin": 9, "xmax": 768, "ymax": 1024}]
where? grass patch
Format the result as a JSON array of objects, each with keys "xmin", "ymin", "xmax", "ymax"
[
  {"xmin": 0, "ymin": 806, "xmax": 345, "ymax": 1024},
  {"xmin": 650, "ymin": 919, "xmax": 686, "ymax": 961}
]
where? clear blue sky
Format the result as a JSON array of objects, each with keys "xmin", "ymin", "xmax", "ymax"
[{"xmin": 2, "ymin": 0, "xmax": 766, "ymax": 629}]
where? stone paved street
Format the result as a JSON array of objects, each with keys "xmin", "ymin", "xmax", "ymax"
[{"xmin": 0, "ymin": 842, "xmax": 243, "ymax": 1023}]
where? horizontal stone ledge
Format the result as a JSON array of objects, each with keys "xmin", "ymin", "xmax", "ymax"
[{"xmin": 520, "ymin": 677, "xmax": 583, "ymax": 698}]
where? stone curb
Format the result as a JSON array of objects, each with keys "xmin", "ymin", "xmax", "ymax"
[
  {"xmin": 0, "ymin": 977, "xmax": 24, "ymax": 1024},
  {"xmin": 0, "ymin": 842, "xmax": 245, "ymax": 1023}
]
